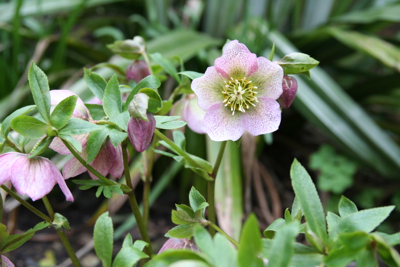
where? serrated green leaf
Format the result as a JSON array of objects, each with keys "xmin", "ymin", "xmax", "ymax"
[
  {"xmin": 103, "ymin": 75, "xmax": 122, "ymax": 118},
  {"xmin": 109, "ymin": 111, "xmax": 130, "ymax": 131},
  {"xmin": 172, "ymin": 210, "xmax": 198, "ymax": 225},
  {"xmin": 11, "ymin": 115, "xmax": 50, "ymax": 138},
  {"xmin": 238, "ymin": 214, "xmax": 263, "ymax": 267},
  {"xmin": 122, "ymin": 234, "xmax": 133, "ymax": 248},
  {"xmin": 338, "ymin": 196, "xmax": 358, "ymax": 217},
  {"xmin": 133, "ymin": 240, "xmax": 148, "ymax": 251},
  {"xmin": 178, "ymin": 71, "xmax": 203, "ymax": 80},
  {"xmin": 28, "ymin": 62, "xmax": 51, "ymax": 124},
  {"xmin": 339, "ymin": 231, "xmax": 371, "ymax": 251},
  {"xmin": 108, "ymin": 128, "xmax": 127, "ymax": 147},
  {"xmin": 1, "ymin": 105, "xmax": 36, "ymax": 138},
  {"xmin": 176, "ymin": 204, "xmax": 195, "ymax": 218},
  {"xmin": 112, "ymin": 246, "xmax": 148, "ymax": 267},
  {"xmin": 87, "ymin": 129, "xmax": 109, "ymax": 163},
  {"xmin": 85, "ymin": 104, "xmax": 106, "ymax": 120},
  {"xmin": 50, "ymin": 95, "xmax": 77, "ymax": 129},
  {"xmin": 290, "ymin": 159, "xmax": 327, "ymax": 243},
  {"xmin": 124, "ymin": 75, "xmax": 161, "ymax": 111},
  {"xmin": 263, "ymin": 218, "xmax": 286, "ymax": 239},
  {"xmin": 189, "ymin": 187, "xmax": 207, "ymax": 213},
  {"xmin": 267, "ymin": 221, "xmax": 299, "ymax": 267},
  {"xmin": 326, "ymin": 212, "xmax": 341, "ymax": 235},
  {"xmin": 166, "ymin": 224, "xmax": 197, "ymax": 239},
  {"xmin": 59, "ymin": 118, "xmax": 102, "ymax": 135},
  {"xmin": 151, "ymin": 53, "xmax": 180, "ymax": 83},
  {"xmin": 94, "ymin": 212, "xmax": 113, "ymax": 267},
  {"xmin": 138, "ymin": 88, "xmax": 163, "ymax": 113},
  {"xmin": 84, "ymin": 68, "xmax": 107, "ymax": 100}
]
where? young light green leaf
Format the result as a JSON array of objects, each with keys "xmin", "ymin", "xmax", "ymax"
[
  {"xmin": 138, "ymin": 88, "xmax": 163, "ymax": 113},
  {"xmin": 1, "ymin": 105, "xmax": 36, "ymax": 138},
  {"xmin": 11, "ymin": 115, "xmax": 50, "ymax": 138},
  {"xmin": 86, "ymin": 129, "xmax": 109, "ymax": 163},
  {"xmin": 108, "ymin": 128, "xmax": 128, "ymax": 147},
  {"xmin": 238, "ymin": 214, "xmax": 263, "ymax": 267},
  {"xmin": 50, "ymin": 95, "xmax": 77, "ymax": 129},
  {"xmin": 109, "ymin": 111, "xmax": 130, "ymax": 131},
  {"xmin": 290, "ymin": 159, "xmax": 327, "ymax": 243},
  {"xmin": 277, "ymin": 53, "xmax": 319, "ymax": 75},
  {"xmin": 52, "ymin": 213, "xmax": 71, "ymax": 231},
  {"xmin": 94, "ymin": 212, "xmax": 113, "ymax": 267},
  {"xmin": 263, "ymin": 218, "xmax": 286, "ymax": 239},
  {"xmin": 103, "ymin": 74, "xmax": 122, "ymax": 118},
  {"xmin": 84, "ymin": 68, "xmax": 107, "ymax": 100},
  {"xmin": 165, "ymin": 224, "xmax": 197, "ymax": 239},
  {"xmin": 193, "ymin": 225, "xmax": 215, "ymax": 259},
  {"xmin": 189, "ymin": 187, "xmax": 207, "ymax": 213},
  {"xmin": 112, "ymin": 246, "xmax": 148, "ymax": 267},
  {"xmin": 326, "ymin": 212, "xmax": 341, "ymax": 235},
  {"xmin": 28, "ymin": 62, "xmax": 51, "ymax": 123},
  {"xmin": 338, "ymin": 231, "xmax": 371, "ymax": 251},
  {"xmin": 151, "ymin": 53, "xmax": 180, "ymax": 83},
  {"xmin": 59, "ymin": 118, "xmax": 102, "ymax": 135},
  {"xmin": 133, "ymin": 240, "xmax": 148, "ymax": 251},
  {"xmin": 124, "ymin": 75, "xmax": 161, "ymax": 111},
  {"xmin": 178, "ymin": 71, "xmax": 203, "ymax": 80},
  {"xmin": 304, "ymin": 226, "xmax": 324, "ymax": 253},
  {"xmin": 338, "ymin": 196, "xmax": 358, "ymax": 217},
  {"xmin": 267, "ymin": 221, "xmax": 299, "ymax": 267}
]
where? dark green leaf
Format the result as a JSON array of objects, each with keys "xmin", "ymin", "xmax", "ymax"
[
  {"xmin": 165, "ymin": 224, "xmax": 197, "ymax": 239},
  {"xmin": 50, "ymin": 95, "xmax": 77, "ymax": 129},
  {"xmin": 0, "ymin": 223, "xmax": 9, "ymax": 249},
  {"xmin": 332, "ymin": 4, "xmax": 400, "ymax": 24},
  {"xmin": 1, "ymin": 105, "xmax": 36, "ymax": 138},
  {"xmin": 85, "ymin": 104, "xmax": 106, "ymax": 120},
  {"xmin": 338, "ymin": 231, "xmax": 371, "ymax": 251},
  {"xmin": 28, "ymin": 62, "xmax": 51, "ymax": 123},
  {"xmin": 268, "ymin": 221, "xmax": 299, "ymax": 267},
  {"xmin": 112, "ymin": 246, "xmax": 148, "ymax": 267},
  {"xmin": 357, "ymin": 249, "xmax": 376, "ymax": 267},
  {"xmin": 371, "ymin": 233, "xmax": 400, "ymax": 267},
  {"xmin": 94, "ymin": 212, "xmax": 113, "ymax": 267},
  {"xmin": 151, "ymin": 53, "xmax": 180, "ymax": 83},
  {"xmin": 290, "ymin": 159, "xmax": 327, "ymax": 243},
  {"xmin": 324, "ymin": 247, "xmax": 358, "ymax": 267},
  {"xmin": 263, "ymin": 218, "xmax": 286, "ymax": 239},
  {"xmin": 59, "ymin": 118, "xmax": 101, "ymax": 135},
  {"xmin": 178, "ymin": 71, "xmax": 203, "ymax": 80},
  {"xmin": 11, "ymin": 115, "xmax": 50, "ymax": 138},
  {"xmin": 338, "ymin": 196, "xmax": 358, "ymax": 217},
  {"xmin": 103, "ymin": 74, "xmax": 122, "ymax": 118},
  {"xmin": 86, "ymin": 129, "xmax": 109, "ymax": 163}
]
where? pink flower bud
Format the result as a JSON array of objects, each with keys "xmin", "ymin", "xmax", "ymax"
[
  {"xmin": 126, "ymin": 60, "xmax": 150, "ymax": 83},
  {"xmin": 1, "ymin": 255, "xmax": 15, "ymax": 267},
  {"xmin": 158, "ymin": 238, "xmax": 199, "ymax": 253},
  {"xmin": 127, "ymin": 113, "xmax": 156, "ymax": 152},
  {"xmin": 278, "ymin": 76, "xmax": 298, "ymax": 109}
]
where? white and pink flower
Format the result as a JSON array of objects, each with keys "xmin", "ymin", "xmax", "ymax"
[{"xmin": 191, "ymin": 40, "xmax": 283, "ymax": 141}]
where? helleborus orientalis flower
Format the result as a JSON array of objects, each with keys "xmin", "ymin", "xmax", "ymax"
[
  {"xmin": 1, "ymin": 255, "xmax": 15, "ymax": 267},
  {"xmin": 48, "ymin": 90, "xmax": 124, "ymax": 179},
  {"xmin": 158, "ymin": 238, "xmax": 199, "ymax": 253},
  {"xmin": 278, "ymin": 76, "xmax": 298, "ymax": 109},
  {"xmin": 0, "ymin": 152, "xmax": 73, "ymax": 201},
  {"xmin": 171, "ymin": 94, "xmax": 207, "ymax": 134},
  {"xmin": 127, "ymin": 114, "xmax": 156, "ymax": 153},
  {"xmin": 191, "ymin": 40, "xmax": 283, "ymax": 141}
]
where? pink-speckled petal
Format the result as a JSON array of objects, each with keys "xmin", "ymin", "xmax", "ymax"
[
  {"xmin": 214, "ymin": 40, "xmax": 258, "ymax": 78},
  {"xmin": 109, "ymin": 143, "xmax": 124, "ymax": 178},
  {"xmin": 11, "ymin": 156, "xmax": 56, "ymax": 201},
  {"xmin": 249, "ymin": 57, "xmax": 283, "ymax": 99},
  {"xmin": 1, "ymin": 255, "xmax": 15, "ymax": 267},
  {"xmin": 204, "ymin": 103, "xmax": 245, "ymax": 141},
  {"xmin": 243, "ymin": 97, "xmax": 281, "ymax": 136},
  {"xmin": 63, "ymin": 156, "xmax": 88, "ymax": 179},
  {"xmin": 0, "ymin": 152, "xmax": 20, "ymax": 185},
  {"xmin": 48, "ymin": 160, "xmax": 74, "ymax": 201},
  {"xmin": 88, "ymin": 143, "xmax": 115, "ymax": 179},
  {"xmin": 191, "ymin": 67, "xmax": 225, "ymax": 110},
  {"xmin": 184, "ymin": 95, "xmax": 207, "ymax": 134},
  {"xmin": 50, "ymin": 90, "xmax": 90, "ymax": 120},
  {"xmin": 49, "ymin": 134, "xmax": 89, "ymax": 155}
]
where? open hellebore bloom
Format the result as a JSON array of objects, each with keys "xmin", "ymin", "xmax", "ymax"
[
  {"xmin": 0, "ymin": 152, "xmax": 73, "ymax": 201},
  {"xmin": 171, "ymin": 94, "xmax": 207, "ymax": 134},
  {"xmin": 191, "ymin": 40, "xmax": 283, "ymax": 141},
  {"xmin": 278, "ymin": 75, "xmax": 298, "ymax": 109},
  {"xmin": 158, "ymin": 238, "xmax": 199, "ymax": 253},
  {"xmin": 48, "ymin": 90, "xmax": 124, "ymax": 179}
]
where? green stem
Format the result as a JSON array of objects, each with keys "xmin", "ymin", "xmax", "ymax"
[
  {"xmin": 143, "ymin": 137, "xmax": 157, "ymax": 226},
  {"xmin": 61, "ymin": 139, "xmax": 114, "ymax": 186},
  {"xmin": 208, "ymin": 221, "xmax": 239, "ymax": 247},
  {"xmin": 122, "ymin": 141, "xmax": 154, "ymax": 258},
  {"xmin": 42, "ymin": 195, "xmax": 55, "ymax": 221},
  {"xmin": 56, "ymin": 229, "xmax": 82, "ymax": 267},
  {"xmin": 207, "ymin": 141, "xmax": 227, "ymax": 236},
  {"xmin": 154, "ymin": 129, "xmax": 212, "ymax": 181},
  {"xmin": 0, "ymin": 185, "xmax": 51, "ymax": 222},
  {"xmin": 142, "ymin": 50, "xmax": 154, "ymax": 76}
]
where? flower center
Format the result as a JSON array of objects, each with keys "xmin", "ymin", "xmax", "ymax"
[{"xmin": 222, "ymin": 77, "xmax": 258, "ymax": 115}]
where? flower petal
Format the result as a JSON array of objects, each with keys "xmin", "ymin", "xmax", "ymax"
[
  {"xmin": 50, "ymin": 90, "xmax": 90, "ymax": 120},
  {"xmin": 183, "ymin": 95, "xmax": 207, "ymax": 134},
  {"xmin": 204, "ymin": 103, "xmax": 245, "ymax": 141},
  {"xmin": 49, "ymin": 134, "xmax": 89, "ymax": 155},
  {"xmin": 109, "ymin": 143, "xmax": 124, "ymax": 178},
  {"xmin": 88, "ymin": 143, "xmax": 115, "ymax": 179},
  {"xmin": 48, "ymin": 160, "xmax": 74, "ymax": 201},
  {"xmin": 1, "ymin": 255, "xmax": 15, "ymax": 267},
  {"xmin": 63, "ymin": 156, "xmax": 88, "ymax": 179},
  {"xmin": 191, "ymin": 66, "xmax": 225, "ymax": 110},
  {"xmin": 243, "ymin": 97, "xmax": 281, "ymax": 136},
  {"xmin": 0, "ymin": 152, "xmax": 20, "ymax": 185},
  {"xmin": 249, "ymin": 57, "xmax": 283, "ymax": 100},
  {"xmin": 214, "ymin": 40, "xmax": 258, "ymax": 78}
]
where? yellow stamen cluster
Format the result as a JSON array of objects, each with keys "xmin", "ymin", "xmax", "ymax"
[{"xmin": 222, "ymin": 77, "xmax": 258, "ymax": 115}]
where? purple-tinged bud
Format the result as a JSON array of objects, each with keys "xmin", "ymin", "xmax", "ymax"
[
  {"xmin": 127, "ymin": 113, "xmax": 156, "ymax": 153},
  {"xmin": 158, "ymin": 238, "xmax": 199, "ymax": 254},
  {"xmin": 278, "ymin": 76, "xmax": 298, "ymax": 109},
  {"xmin": 126, "ymin": 60, "xmax": 150, "ymax": 83},
  {"xmin": 1, "ymin": 255, "xmax": 15, "ymax": 267}
]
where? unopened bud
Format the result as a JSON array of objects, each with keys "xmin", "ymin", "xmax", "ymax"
[
  {"xmin": 107, "ymin": 39, "xmax": 144, "ymax": 60},
  {"xmin": 278, "ymin": 76, "xmax": 298, "ymax": 109},
  {"xmin": 127, "ymin": 113, "xmax": 156, "ymax": 152},
  {"xmin": 128, "ymin": 93, "xmax": 149, "ymax": 121},
  {"xmin": 158, "ymin": 238, "xmax": 199, "ymax": 254},
  {"xmin": 126, "ymin": 60, "xmax": 150, "ymax": 83}
]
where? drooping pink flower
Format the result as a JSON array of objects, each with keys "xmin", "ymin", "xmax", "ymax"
[
  {"xmin": 191, "ymin": 40, "xmax": 283, "ymax": 141},
  {"xmin": 278, "ymin": 76, "xmax": 298, "ymax": 109},
  {"xmin": 1, "ymin": 255, "xmax": 15, "ymax": 267},
  {"xmin": 158, "ymin": 238, "xmax": 199, "ymax": 253},
  {"xmin": 127, "ymin": 113, "xmax": 156, "ymax": 153},
  {"xmin": 0, "ymin": 152, "xmax": 73, "ymax": 201},
  {"xmin": 48, "ymin": 90, "xmax": 124, "ymax": 179},
  {"xmin": 171, "ymin": 94, "xmax": 207, "ymax": 134}
]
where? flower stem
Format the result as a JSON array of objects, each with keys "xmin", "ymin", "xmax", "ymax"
[
  {"xmin": 142, "ymin": 51, "xmax": 154, "ymax": 76},
  {"xmin": 60, "ymin": 139, "xmax": 115, "ymax": 186},
  {"xmin": 208, "ymin": 221, "xmax": 239, "ymax": 247},
  {"xmin": 143, "ymin": 137, "xmax": 157, "ymax": 226},
  {"xmin": 154, "ymin": 129, "xmax": 212, "ymax": 181},
  {"xmin": 56, "ymin": 229, "xmax": 82, "ymax": 267},
  {"xmin": 207, "ymin": 141, "xmax": 227, "ymax": 236},
  {"xmin": 0, "ymin": 185, "xmax": 51, "ymax": 222},
  {"xmin": 122, "ymin": 141, "xmax": 154, "ymax": 258},
  {"xmin": 42, "ymin": 195, "xmax": 55, "ymax": 221}
]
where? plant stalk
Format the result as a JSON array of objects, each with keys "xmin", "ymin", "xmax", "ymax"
[
  {"xmin": 42, "ymin": 195, "xmax": 55, "ymax": 221},
  {"xmin": 143, "ymin": 136, "xmax": 157, "ymax": 226},
  {"xmin": 208, "ymin": 221, "xmax": 239, "ymax": 247},
  {"xmin": 56, "ymin": 229, "xmax": 82, "ymax": 267}
]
